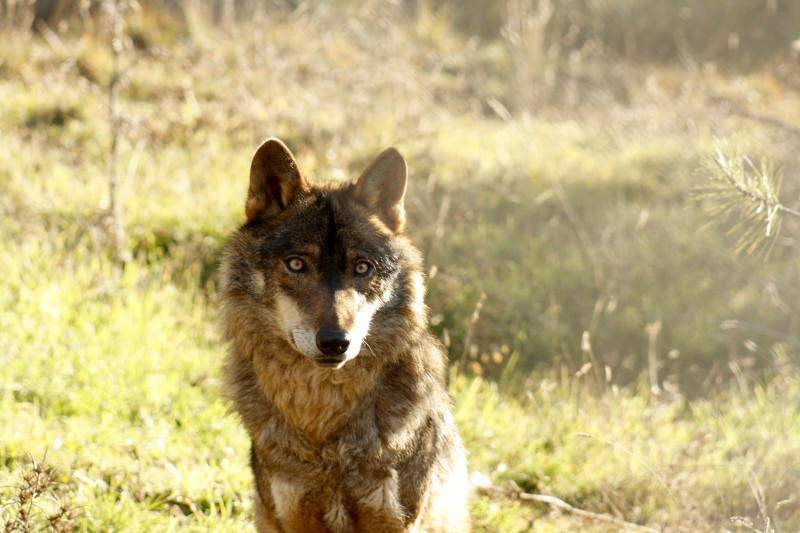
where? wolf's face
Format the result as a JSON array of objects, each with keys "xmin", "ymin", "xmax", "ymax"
[
  {"xmin": 262, "ymin": 196, "xmax": 405, "ymax": 369},
  {"xmin": 225, "ymin": 138, "xmax": 412, "ymax": 370}
]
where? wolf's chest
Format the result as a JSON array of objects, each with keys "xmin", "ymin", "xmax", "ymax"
[{"xmin": 267, "ymin": 468, "xmax": 406, "ymax": 532}]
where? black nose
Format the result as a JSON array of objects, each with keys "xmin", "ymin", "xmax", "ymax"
[{"xmin": 315, "ymin": 327, "xmax": 350, "ymax": 356}]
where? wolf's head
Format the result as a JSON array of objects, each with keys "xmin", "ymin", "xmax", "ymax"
[{"xmin": 221, "ymin": 138, "xmax": 424, "ymax": 371}]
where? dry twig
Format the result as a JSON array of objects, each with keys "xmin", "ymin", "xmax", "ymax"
[{"xmin": 517, "ymin": 491, "xmax": 661, "ymax": 533}]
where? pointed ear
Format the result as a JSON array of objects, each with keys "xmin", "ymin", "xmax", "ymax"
[
  {"xmin": 245, "ymin": 138, "xmax": 309, "ymax": 223},
  {"xmin": 353, "ymin": 147, "xmax": 408, "ymax": 232}
]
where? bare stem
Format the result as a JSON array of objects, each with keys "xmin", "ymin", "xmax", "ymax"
[
  {"xmin": 108, "ymin": 0, "xmax": 129, "ymax": 265},
  {"xmin": 517, "ymin": 492, "xmax": 661, "ymax": 533}
]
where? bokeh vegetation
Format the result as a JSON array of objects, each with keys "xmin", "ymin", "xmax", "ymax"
[{"xmin": 2, "ymin": 0, "xmax": 799, "ymax": 530}]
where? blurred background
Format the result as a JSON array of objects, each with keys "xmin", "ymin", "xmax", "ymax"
[
  {"xmin": 2, "ymin": 0, "xmax": 799, "ymax": 531},
  {"xmin": 10, "ymin": 0, "xmax": 800, "ymax": 388}
]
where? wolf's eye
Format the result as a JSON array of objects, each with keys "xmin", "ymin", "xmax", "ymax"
[
  {"xmin": 354, "ymin": 261, "xmax": 372, "ymax": 276},
  {"xmin": 286, "ymin": 258, "xmax": 305, "ymax": 272}
]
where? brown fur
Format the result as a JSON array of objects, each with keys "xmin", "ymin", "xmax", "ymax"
[{"xmin": 219, "ymin": 138, "xmax": 471, "ymax": 532}]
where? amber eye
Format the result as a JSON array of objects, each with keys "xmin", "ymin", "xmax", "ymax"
[
  {"xmin": 286, "ymin": 257, "xmax": 305, "ymax": 272},
  {"xmin": 354, "ymin": 261, "xmax": 372, "ymax": 276}
]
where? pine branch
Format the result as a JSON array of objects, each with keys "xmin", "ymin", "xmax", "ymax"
[{"xmin": 695, "ymin": 140, "xmax": 799, "ymax": 256}]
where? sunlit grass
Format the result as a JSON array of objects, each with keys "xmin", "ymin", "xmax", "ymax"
[
  {"xmin": 0, "ymin": 234, "xmax": 252, "ymax": 530},
  {"xmin": 1, "ymin": 2, "xmax": 799, "ymax": 531},
  {"xmin": 454, "ymin": 371, "xmax": 800, "ymax": 531}
]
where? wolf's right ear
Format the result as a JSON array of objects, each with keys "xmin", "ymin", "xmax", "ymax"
[{"xmin": 245, "ymin": 138, "xmax": 309, "ymax": 223}]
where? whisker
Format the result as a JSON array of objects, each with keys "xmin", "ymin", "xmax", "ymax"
[{"xmin": 362, "ymin": 340, "xmax": 378, "ymax": 359}]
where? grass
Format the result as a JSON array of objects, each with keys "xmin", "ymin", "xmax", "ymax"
[
  {"xmin": 2, "ymin": 1, "xmax": 800, "ymax": 531},
  {"xmin": 455, "ymin": 370, "xmax": 800, "ymax": 531}
]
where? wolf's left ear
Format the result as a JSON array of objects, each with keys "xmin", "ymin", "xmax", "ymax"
[
  {"xmin": 246, "ymin": 138, "xmax": 309, "ymax": 223},
  {"xmin": 353, "ymin": 147, "xmax": 408, "ymax": 232}
]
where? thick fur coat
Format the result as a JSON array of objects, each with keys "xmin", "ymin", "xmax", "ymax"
[{"xmin": 219, "ymin": 138, "xmax": 471, "ymax": 532}]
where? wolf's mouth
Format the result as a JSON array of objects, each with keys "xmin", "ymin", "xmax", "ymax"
[{"xmin": 311, "ymin": 357, "xmax": 348, "ymax": 369}]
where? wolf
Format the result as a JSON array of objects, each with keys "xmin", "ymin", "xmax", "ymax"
[{"xmin": 219, "ymin": 138, "xmax": 471, "ymax": 533}]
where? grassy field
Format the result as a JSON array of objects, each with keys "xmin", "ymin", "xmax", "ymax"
[{"xmin": 2, "ymin": 1, "xmax": 800, "ymax": 531}]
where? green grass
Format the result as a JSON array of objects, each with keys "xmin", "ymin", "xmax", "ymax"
[
  {"xmin": 455, "ymin": 371, "xmax": 800, "ymax": 531},
  {"xmin": 2, "ymin": 2, "xmax": 800, "ymax": 531}
]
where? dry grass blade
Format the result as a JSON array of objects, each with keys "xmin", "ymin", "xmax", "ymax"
[{"xmin": 577, "ymin": 433, "xmax": 674, "ymax": 500}]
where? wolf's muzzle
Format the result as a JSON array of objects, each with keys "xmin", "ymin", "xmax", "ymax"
[{"xmin": 315, "ymin": 327, "xmax": 351, "ymax": 357}]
